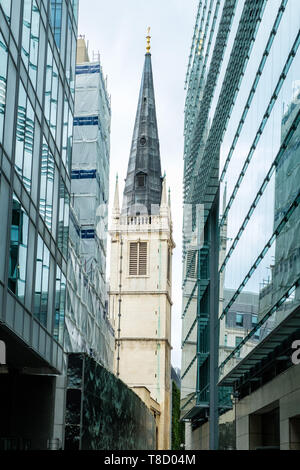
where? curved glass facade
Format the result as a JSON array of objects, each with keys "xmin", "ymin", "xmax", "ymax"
[
  {"xmin": 218, "ymin": 0, "xmax": 300, "ymax": 381},
  {"xmin": 181, "ymin": 0, "xmax": 300, "ymax": 449}
]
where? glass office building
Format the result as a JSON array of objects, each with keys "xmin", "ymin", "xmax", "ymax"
[
  {"xmin": 0, "ymin": 0, "xmax": 78, "ymax": 450},
  {"xmin": 181, "ymin": 0, "xmax": 300, "ymax": 450}
]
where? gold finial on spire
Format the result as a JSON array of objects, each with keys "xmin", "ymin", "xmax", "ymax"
[{"xmin": 146, "ymin": 27, "xmax": 151, "ymax": 54}]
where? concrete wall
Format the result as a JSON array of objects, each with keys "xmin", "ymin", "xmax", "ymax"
[
  {"xmin": 236, "ymin": 364, "xmax": 300, "ymax": 450},
  {"xmin": 184, "ymin": 421, "xmax": 209, "ymax": 450},
  {"xmin": 52, "ymin": 373, "xmax": 67, "ymax": 449}
]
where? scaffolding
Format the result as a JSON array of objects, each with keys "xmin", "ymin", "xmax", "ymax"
[{"xmin": 65, "ymin": 54, "xmax": 114, "ymax": 371}]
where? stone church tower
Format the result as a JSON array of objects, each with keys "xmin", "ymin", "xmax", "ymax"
[{"xmin": 109, "ymin": 33, "xmax": 174, "ymax": 450}]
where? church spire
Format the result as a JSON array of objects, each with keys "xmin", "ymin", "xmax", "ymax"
[{"xmin": 122, "ymin": 31, "xmax": 162, "ymax": 216}]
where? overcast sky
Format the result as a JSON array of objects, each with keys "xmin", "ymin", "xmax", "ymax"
[{"xmin": 78, "ymin": 0, "xmax": 199, "ymax": 369}]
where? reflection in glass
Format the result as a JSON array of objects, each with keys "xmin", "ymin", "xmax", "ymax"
[
  {"xmin": 65, "ymin": 16, "xmax": 71, "ymax": 85},
  {"xmin": 44, "ymin": 44, "xmax": 58, "ymax": 137},
  {"xmin": 40, "ymin": 138, "xmax": 55, "ymax": 230},
  {"xmin": 217, "ymin": 12, "xmax": 300, "ymax": 379},
  {"xmin": 34, "ymin": 235, "xmax": 50, "ymax": 328},
  {"xmin": 62, "ymin": 96, "xmax": 73, "ymax": 173},
  {"xmin": 8, "ymin": 195, "xmax": 29, "ymax": 302},
  {"xmin": 15, "ymin": 82, "xmax": 26, "ymax": 177},
  {"xmin": 67, "ymin": 105, "xmax": 73, "ymax": 172},
  {"xmin": 20, "ymin": 0, "xmax": 41, "ymax": 86},
  {"xmin": 235, "ymin": 313, "xmax": 243, "ymax": 327},
  {"xmin": 0, "ymin": 0, "xmax": 11, "ymax": 20},
  {"xmin": 50, "ymin": 59, "xmax": 58, "ymax": 135},
  {"xmin": 72, "ymin": 0, "xmax": 79, "ymax": 23},
  {"xmin": 15, "ymin": 81, "xmax": 34, "ymax": 192},
  {"xmin": 23, "ymin": 99, "xmax": 34, "ymax": 190},
  {"xmin": 219, "ymin": 289, "xmax": 260, "ymax": 370},
  {"xmin": 45, "ymin": 44, "xmax": 53, "ymax": 125},
  {"xmin": 219, "ymin": 288, "xmax": 300, "ymax": 383},
  {"xmin": 271, "ymin": 92, "xmax": 300, "ymax": 325},
  {"xmin": 29, "ymin": 0, "xmax": 40, "ymax": 86},
  {"xmin": 40, "ymin": 244, "xmax": 49, "ymax": 327},
  {"xmin": 219, "ymin": 99, "xmax": 300, "ymax": 376},
  {"xmin": 54, "ymin": 265, "xmax": 65, "ymax": 343},
  {"xmin": 50, "ymin": 0, "xmax": 62, "ymax": 49},
  {"xmin": 21, "ymin": 0, "xmax": 32, "ymax": 69},
  {"xmin": 58, "ymin": 178, "xmax": 69, "ymax": 258},
  {"xmin": 0, "ymin": 32, "xmax": 8, "ymax": 143},
  {"xmin": 62, "ymin": 97, "xmax": 68, "ymax": 165}
]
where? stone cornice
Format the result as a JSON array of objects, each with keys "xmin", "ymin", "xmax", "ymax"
[
  {"xmin": 109, "ymin": 290, "xmax": 173, "ymax": 306},
  {"xmin": 117, "ymin": 337, "xmax": 172, "ymax": 349}
]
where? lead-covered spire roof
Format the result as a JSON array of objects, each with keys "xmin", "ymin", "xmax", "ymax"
[{"xmin": 122, "ymin": 33, "xmax": 162, "ymax": 216}]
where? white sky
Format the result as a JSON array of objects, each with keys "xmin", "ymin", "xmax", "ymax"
[{"xmin": 78, "ymin": 0, "xmax": 199, "ymax": 369}]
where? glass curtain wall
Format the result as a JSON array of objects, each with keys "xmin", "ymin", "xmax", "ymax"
[
  {"xmin": 0, "ymin": 0, "xmax": 78, "ymax": 370},
  {"xmin": 218, "ymin": 0, "xmax": 300, "ymax": 382}
]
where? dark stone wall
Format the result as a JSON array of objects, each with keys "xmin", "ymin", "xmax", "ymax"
[{"xmin": 65, "ymin": 353, "xmax": 156, "ymax": 450}]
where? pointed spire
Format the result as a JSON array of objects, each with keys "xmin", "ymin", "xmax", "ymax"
[
  {"xmin": 122, "ymin": 34, "xmax": 162, "ymax": 216},
  {"xmin": 113, "ymin": 174, "xmax": 120, "ymax": 217}
]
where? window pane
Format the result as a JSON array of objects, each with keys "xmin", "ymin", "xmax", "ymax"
[
  {"xmin": 50, "ymin": 0, "xmax": 62, "ymax": 49},
  {"xmin": 44, "ymin": 45, "xmax": 53, "ymax": 124},
  {"xmin": 15, "ymin": 81, "xmax": 35, "ymax": 193},
  {"xmin": 0, "ymin": 33, "xmax": 8, "ymax": 143},
  {"xmin": 34, "ymin": 235, "xmax": 43, "ymax": 318},
  {"xmin": 34, "ymin": 236, "xmax": 50, "ymax": 327},
  {"xmin": 29, "ymin": 0, "xmax": 40, "ymax": 86},
  {"xmin": 53, "ymin": 265, "xmax": 61, "ymax": 340},
  {"xmin": 40, "ymin": 138, "xmax": 55, "ymax": 230},
  {"xmin": 59, "ymin": 272, "xmax": 66, "ymax": 343},
  {"xmin": 15, "ymin": 82, "xmax": 26, "ymax": 175},
  {"xmin": 23, "ymin": 98, "xmax": 34, "ymax": 192},
  {"xmin": 236, "ymin": 313, "xmax": 243, "ymax": 326},
  {"xmin": 50, "ymin": 59, "xmax": 58, "ymax": 137},
  {"xmin": 8, "ymin": 195, "xmax": 29, "ymax": 303},
  {"xmin": 21, "ymin": 0, "xmax": 32, "ymax": 69},
  {"xmin": 0, "ymin": 0, "xmax": 11, "ymax": 20}
]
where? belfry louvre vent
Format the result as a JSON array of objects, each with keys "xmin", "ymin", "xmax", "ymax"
[
  {"xmin": 129, "ymin": 242, "xmax": 138, "ymax": 275},
  {"xmin": 129, "ymin": 242, "xmax": 147, "ymax": 276},
  {"xmin": 138, "ymin": 242, "xmax": 147, "ymax": 275}
]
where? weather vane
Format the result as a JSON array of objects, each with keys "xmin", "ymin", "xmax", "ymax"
[{"xmin": 146, "ymin": 27, "xmax": 151, "ymax": 54}]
